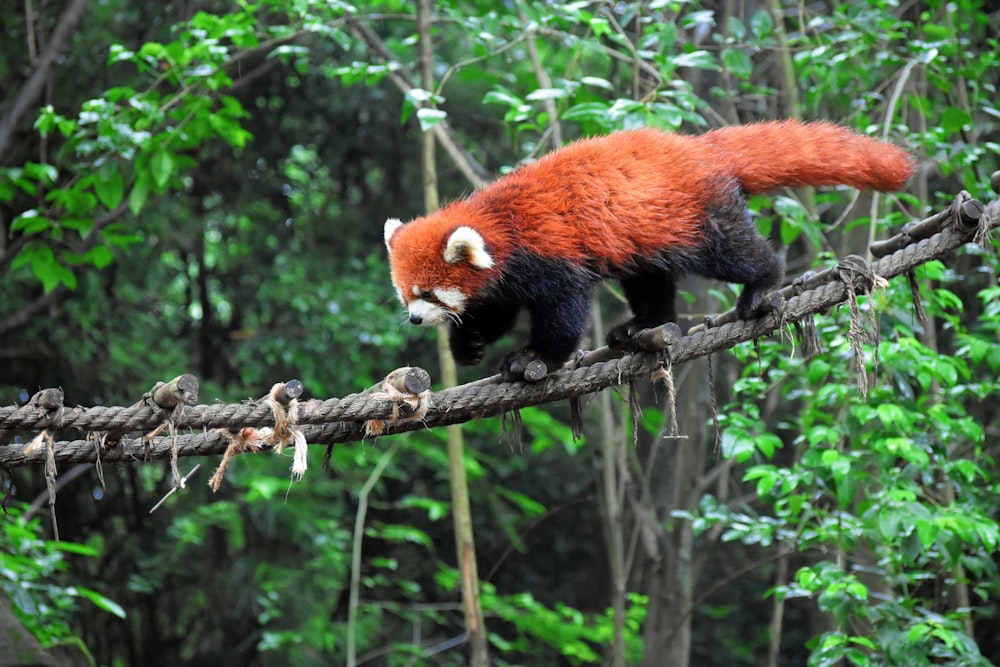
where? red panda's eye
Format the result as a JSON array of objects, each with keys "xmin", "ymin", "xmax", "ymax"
[{"xmin": 421, "ymin": 291, "xmax": 434, "ymax": 300}]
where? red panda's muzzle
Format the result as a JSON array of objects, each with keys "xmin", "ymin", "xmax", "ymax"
[{"xmin": 402, "ymin": 287, "xmax": 468, "ymax": 327}]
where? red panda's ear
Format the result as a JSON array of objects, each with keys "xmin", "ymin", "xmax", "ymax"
[
  {"xmin": 444, "ymin": 226, "xmax": 494, "ymax": 269},
  {"xmin": 384, "ymin": 218, "xmax": 404, "ymax": 253}
]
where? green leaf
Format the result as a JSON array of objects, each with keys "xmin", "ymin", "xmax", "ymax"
[
  {"xmin": 721, "ymin": 48, "xmax": 752, "ymax": 79},
  {"xmin": 108, "ymin": 43, "xmax": 135, "ymax": 64},
  {"xmin": 560, "ymin": 102, "xmax": 613, "ymax": 126},
  {"xmin": 525, "ymin": 88, "xmax": 569, "ymax": 101},
  {"xmin": 806, "ymin": 358, "xmax": 831, "ymax": 384},
  {"xmin": 25, "ymin": 244, "xmax": 75, "ymax": 292},
  {"xmin": 845, "ymin": 581, "xmax": 868, "ymax": 600},
  {"xmin": 750, "ymin": 9, "xmax": 773, "ymax": 36},
  {"xmin": 74, "ymin": 586, "xmax": 127, "ymax": 619},
  {"xmin": 83, "ymin": 245, "xmax": 115, "ymax": 269},
  {"xmin": 96, "ymin": 162, "xmax": 125, "ymax": 209},
  {"xmin": 129, "ymin": 174, "xmax": 150, "ymax": 215},
  {"xmin": 745, "ymin": 465, "xmax": 779, "ymax": 496},
  {"xmin": 10, "ymin": 210, "xmax": 52, "ymax": 235},
  {"xmin": 917, "ymin": 519, "xmax": 940, "ymax": 549},
  {"xmin": 369, "ymin": 524, "xmax": 433, "ymax": 548},
  {"xmin": 579, "ymin": 76, "xmax": 613, "ymax": 90},
  {"xmin": 726, "ymin": 16, "xmax": 746, "ymax": 40},
  {"xmin": 483, "ymin": 90, "xmax": 524, "ymax": 108},
  {"xmin": 495, "ymin": 487, "xmax": 546, "ymax": 517},
  {"xmin": 54, "ymin": 541, "xmax": 99, "ymax": 557},
  {"xmin": 208, "ymin": 114, "xmax": 253, "ymax": 148},
  {"xmin": 907, "ymin": 623, "xmax": 931, "ymax": 643},
  {"xmin": 23, "ymin": 162, "xmax": 58, "ymax": 184},
  {"xmin": 415, "ymin": 107, "xmax": 447, "ymax": 131},
  {"xmin": 34, "ymin": 105, "xmax": 59, "ymax": 136},
  {"xmin": 268, "ymin": 44, "xmax": 309, "ymax": 64},
  {"xmin": 400, "ymin": 88, "xmax": 444, "ymax": 126},
  {"xmin": 875, "ymin": 403, "xmax": 907, "ymax": 429},
  {"xmin": 877, "ymin": 509, "xmax": 903, "ymax": 541},
  {"xmin": 775, "ymin": 196, "xmax": 815, "ymax": 246},
  {"xmin": 721, "ymin": 427, "xmax": 755, "ymax": 462},
  {"xmin": 149, "ymin": 148, "xmax": 176, "ymax": 190},
  {"xmin": 940, "ymin": 106, "xmax": 972, "ymax": 134},
  {"xmin": 588, "ymin": 17, "xmax": 611, "ymax": 38},
  {"xmin": 103, "ymin": 223, "xmax": 143, "ymax": 250},
  {"xmin": 755, "ymin": 433, "xmax": 782, "ymax": 459},
  {"xmin": 671, "ymin": 50, "xmax": 720, "ymax": 71},
  {"xmin": 399, "ymin": 496, "xmax": 448, "ymax": 521}
]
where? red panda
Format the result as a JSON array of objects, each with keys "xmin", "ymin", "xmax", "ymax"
[{"xmin": 384, "ymin": 120, "xmax": 914, "ymax": 381}]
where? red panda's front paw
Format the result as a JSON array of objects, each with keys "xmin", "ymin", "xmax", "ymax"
[
  {"xmin": 500, "ymin": 349, "xmax": 553, "ymax": 382},
  {"xmin": 450, "ymin": 335, "xmax": 487, "ymax": 366}
]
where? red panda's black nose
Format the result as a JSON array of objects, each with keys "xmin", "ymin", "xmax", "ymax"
[{"xmin": 409, "ymin": 313, "xmax": 423, "ymax": 325}]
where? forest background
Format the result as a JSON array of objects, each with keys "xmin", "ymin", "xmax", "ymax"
[{"xmin": 1, "ymin": 1, "xmax": 999, "ymax": 666}]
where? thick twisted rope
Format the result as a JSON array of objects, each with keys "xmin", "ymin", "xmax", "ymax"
[{"xmin": 1, "ymin": 190, "xmax": 996, "ymax": 470}]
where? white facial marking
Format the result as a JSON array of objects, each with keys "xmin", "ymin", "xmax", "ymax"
[
  {"xmin": 433, "ymin": 287, "xmax": 468, "ymax": 312},
  {"xmin": 444, "ymin": 226, "xmax": 494, "ymax": 269},
  {"xmin": 384, "ymin": 218, "xmax": 403, "ymax": 252},
  {"xmin": 411, "ymin": 285, "xmax": 420, "ymax": 297},
  {"xmin": 407, "ymin": 299, "xmax": 450, "ymax": 326}
]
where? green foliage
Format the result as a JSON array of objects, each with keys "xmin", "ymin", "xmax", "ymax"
[
  {"xmin": 484, "ymin": 587, "xmax": 647, "ymax": 665},
  {"xmin": 696, "ymin": 247, "xmax": 1000, "ymax": 665},
  {"xmin": 7, "ymin": 10, "xmax": 264, "ymax": 292},
  {"xmin": 0, "ymin": 506, "xmax": 123, "ymax": 648}
]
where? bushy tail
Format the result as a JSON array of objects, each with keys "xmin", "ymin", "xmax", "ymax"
[{"xmin": 700, "ymin": 120, "xmax": 914, "ymax": 194}]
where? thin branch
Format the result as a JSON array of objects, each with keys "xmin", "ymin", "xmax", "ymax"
[
  {"xmin": 518, "ymin": 5, "xmax": 562, "ymax": 149},
  {"xmin": 480, "ymin": 493, "xmax": 591, "ymax": 582},
  {"xmin": 24, "ymin": 0, "xmax": 38, "ymax": 65},
  {"xmin": 0, "ymin": 0, "xmax": 91, "ymax": 163},
  {"xmin": 435, "ymin": 33, "xmax": 532, "ymax": 95},
  {"xmin": 348, "ymin": 18, "xmax": 489, "ymax": 188},
  {"xmin": 0, "ymin": 284, "xmax": 69, "ymax": 338},
  {"xmin": 346, "ymin": 441, "xmax": 401, "ymax": 667},
  {"xmin": 868, "ymin": 59, "xmax": 919, "ymax": 255},
  {"xmin": 662, "ymin": 546, "xmax": 796, "ymax": 646}
]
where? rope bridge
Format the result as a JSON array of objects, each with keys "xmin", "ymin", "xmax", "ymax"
[{"xmin": 1, "ymin": 185, "xmax": 997, "ymax": 481}]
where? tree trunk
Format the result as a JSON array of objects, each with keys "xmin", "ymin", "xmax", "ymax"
[
  {"xmin": 640, "ymin": 280, "xmax": 712, "ymax": 667},
  {"xmin": 415, "ymin": 2, "xmax": 490, "ymax": 664}
]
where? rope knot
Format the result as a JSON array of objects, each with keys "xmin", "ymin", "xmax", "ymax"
[
  {"xmin": 265, "ymin": 383, "xmax": 308, "ymax": 480},
  {"xmin": 364, "ymin": 367, "xmax": 432, "ymax": 437},
  {"xmin": 836, "ymin": 255, "xmax": 886, "ymax": 295}
]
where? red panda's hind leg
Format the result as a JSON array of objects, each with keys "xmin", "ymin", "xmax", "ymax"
[
  {"xmin": 606, "ymin": 271, "xmax": 678, "ymax": 350},
  {"xmin": 697, "ymin": 189, "xmax": 785, "ymax": 321}
]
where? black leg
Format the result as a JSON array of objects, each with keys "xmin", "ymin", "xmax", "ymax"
[
  {"xmin": 696, "ymin": 190, "xmax": 784, "ymax": 320},
  {"xmin": 449, "ymin": 300, "xmax": 521, "ymax": 366},
  {"xmin": 606, "ymin": 269, "xmax": 678, "ymax": 349},
  {"xmin": 496, "ymin": 253, "xmax": 596, "ymax": 380},
  {"xmin": 525, "ymin": 284, "xmax": 592, "ymax": 366}
]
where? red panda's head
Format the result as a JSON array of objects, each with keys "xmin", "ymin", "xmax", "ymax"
[{"xmin": 384, "ymin": 217, "xmax": 496, "ymax": 327}]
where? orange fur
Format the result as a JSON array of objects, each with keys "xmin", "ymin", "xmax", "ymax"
[
  {"xmin": 387, "ymin": 121, "xmax": 913, "ymax": 291},
  {"xmin": 700, "ymin": 121, "xmax": 914, "ymax": 193}
]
